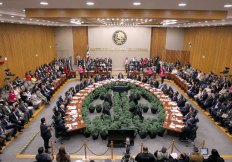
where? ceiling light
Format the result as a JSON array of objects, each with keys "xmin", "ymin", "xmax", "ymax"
[
  {"xmin": 178, "ymin": 3, "xmax": 187, "ymax": 7},
  {"xmin": 40, "ymin": 1, "xmax": 48, "ymax": 5},
  {"xmin": 86, "ymin": 2, "xmax": 94, "ymax": 6},
  {"xmin": 30, "ymin": 19, "xmax": 32, "ymax": 21},
  {"xmin": 21, "ymin": 17, "xmax": 24, "ymax": 19},
  {"xmin": 11, "ymin": 15, "xmax": 15, "ymax": 18},
  {"xmin": 224, "ymin": 4, "xmax": 232, "ymax": 8},
  {"xmin": 0, "ymin": 2, "xmax": 3, "ymax": 5},
  {"xmin": 133, "ymin": 2, "xmax": 141, "ymax": 6},
  {"xmin": 107, "ymin": 18, "xmax": 110, "ymax": 20},
  {"xmin": 23, "ymin": 9, "xmax": 25, "ymax": 12},
  {"xmin": 36, "ymin": 20, "xmax": 39, "ymax": 21}
]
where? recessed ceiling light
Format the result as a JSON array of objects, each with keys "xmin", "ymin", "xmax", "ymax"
[
  {"xmin": 0, "ymin": 2, "xmax": 3, "ymax": 5},
  {"xmin": 23, "ymin": 9, "xmax": 25, "ymax": 12},
  {"xmin": 133, "ymin": 2, "xmax": 141, "ymax": 6},
  {"xmin": 86, "ymin": 2, "xmax": 94, "ymax": 6},
  {"xmin": 30, "ymin": 19, "xmax": 32, "ymax": 21},
  {"xmin": 224, "ymin": 4, "xmax": 232, "ymax": 8},
  {"xmin": 21, "ymin": 17, "xmax": 24, "ymax": 19},
  {"xmin": 178, "ymin": 3, "xmax": 187, "ymax": 7},
  {"xmin": 11, "ymin": 16, "xmax": 15, "ymax": 18},
  {"xmin": 40, "ymin": 1, "xmax": 48, "ymax": 5}
]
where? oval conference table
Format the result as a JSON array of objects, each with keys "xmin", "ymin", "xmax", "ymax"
[{"xmin": 64, "ymin": 79, "xmax": 185, "ymax": 133}]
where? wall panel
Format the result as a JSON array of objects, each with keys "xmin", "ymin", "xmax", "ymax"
[
  {"xmin": 72, "ymin": 27, "xmax": 88, "ymax": 64},
  {"xmin": 183, "ymin": 27, "xmax": 232, "ymax": 75},
  {"xmin": 150, "ymin": 28, "xmax": 167, "ymax": 59},
  {"xmin": 0, "ymin": 24, "xmax": 56, "ymax": 87}
]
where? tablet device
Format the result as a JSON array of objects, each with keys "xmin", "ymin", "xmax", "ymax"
[{"xmin": 201, "ymin": 148, "xmax": 209, "ymax": 155}]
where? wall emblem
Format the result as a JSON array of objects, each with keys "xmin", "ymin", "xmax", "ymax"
[{"xmin": 112, "ymin": 30, "xmax": 127, "ymax": 45}]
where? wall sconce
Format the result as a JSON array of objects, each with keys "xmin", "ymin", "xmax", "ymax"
[{"xmin": 188, "ymin": 42, "xmax": 192, "ymax": 48}]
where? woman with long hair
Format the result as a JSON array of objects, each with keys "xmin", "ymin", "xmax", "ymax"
[{"xmin": 56, "ymin": 146, "xmax": 71, "ymax": 162}]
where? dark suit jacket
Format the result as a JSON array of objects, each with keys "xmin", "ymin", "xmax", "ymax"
[
  {"xmin": 9, "ymin": 112, "xmax": 19, "ymax": 124},
  {"xmin": 40, "ymin": 124, "xmax": 52, "ymax": 140}
]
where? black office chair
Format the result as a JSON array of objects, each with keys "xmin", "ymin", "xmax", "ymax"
[{"xmin": 184, "ymin": 125, "xmax": 199, "ymax": 147}]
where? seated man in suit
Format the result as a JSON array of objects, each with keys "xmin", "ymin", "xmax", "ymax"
[
  {"xmin": 1, "ymin": 115, "xmax": 18, "ymax": 136},
  {"xmin": 9, "ymin": 108, "xmax": 24, "ymax": 131},
  {"xmin": 35, "ymin": 147, "xmax": 53, "ymax": 162}
]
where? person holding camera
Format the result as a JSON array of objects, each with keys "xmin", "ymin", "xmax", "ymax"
[{"xmin": 40, "ymin": 117, "xmax": 52, "ymax": 153}]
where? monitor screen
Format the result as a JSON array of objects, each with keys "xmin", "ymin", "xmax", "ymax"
[{"xmin": 201, "ymin": 148, "xmax": 209, "ymax": 155}]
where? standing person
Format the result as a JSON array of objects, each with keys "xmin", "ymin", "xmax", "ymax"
[
  {"xmin": 56, "ymin": 146, "xmax": 71, "ymax": 162},
  {"xmin": 35, "ymin": 147, "xmax": 54, "ymax": 162},
  {"xmin": 78, "ymin": 65, "xmax": 84, "ymax": 81},
  {"xmin": 135, "ymin": 147, "xmax": 155, "ymax": 162},
  {"xmin": 40, "ymin": 117, "xmax": 52, "ymax": 153},
  {"xmin": 160, "ymin": 63, "xmax": 166, "ymax": 84}
]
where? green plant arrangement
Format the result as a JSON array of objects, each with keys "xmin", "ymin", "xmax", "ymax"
[
  {"xmin": 95, "ymin": 104, "xmax": 102, "ymax": 113},
  {"xmin": 82, "ymin": 81, "xmax": 166, "ymax": 139}
]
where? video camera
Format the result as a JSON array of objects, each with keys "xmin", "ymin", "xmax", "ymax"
[
  {"xmin": 220, "ymin": 67, "xmax": 230, "ymax": 74},
  {"xmin": 4, "ymin": 69, "xmax": 15, "ymax": 81}
]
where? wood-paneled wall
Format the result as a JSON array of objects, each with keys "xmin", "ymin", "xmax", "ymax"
[
  {"xmin": 150, "ymin": 28, "xmax": 167, "ymax": 59},
  {"xmin": 163, "ymin": 50, "xmax": 190, "ymax": 66},
  {"xmin": 72, "ymin": 27, "xmax": 88, "ymax": 64},
  {"xmin": 0, "ymin": 24, "xmax": 56, "ymax": 87},
  {"xmin": 183, "ymin": 27, "xmax": 232, "ymax": 75}
]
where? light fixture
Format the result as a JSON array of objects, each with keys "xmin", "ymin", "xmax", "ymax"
[
  {"xmin": 224, "ymin": 4, "xmax": 232, "ymax": 8},
  {"xmin": 70, "ymin": 19, "xmax": 82, "ymax": 25},
  {"xmin": 11, "ymin": 15, "xmax": 15, "ymax": 18},
  {"xmin": 29, "ymin": 19, "xmax": 32, "ymax": 21},
  {"xmin": 178, "ymin": 3, "xmax": 187, "ymax": 7},
  {"xmin": 86, "ymin": 2, "xmax": 94, "ymax": 6},
  {"xmin": 133, "ymin": 2, "xmax": 141, "ymax": 6},
  {"xmin": 23, "ymin": 9, "xmax": 25, "ymax": 12},
  {"xmin": 0, "ymin": 2, "xmax": 3, "ymax": 5},
  {"xmin": 21, "ymin": 17, "xmax": 24, "ymax": 19},
  {"xmin": 40, "ymin": 1, "xmax": 48, "ymax": 5}
]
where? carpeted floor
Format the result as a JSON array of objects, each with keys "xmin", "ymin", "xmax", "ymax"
[{"xmin": 1, "ymin": 79, "xmax": 232, "ymax": 162}]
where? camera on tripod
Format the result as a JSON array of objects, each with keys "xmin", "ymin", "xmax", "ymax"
[
  {"xmin": 220, "ymin": 67, "xmax": 230, "ymax": 77},
  {"xmin": 4, "ymin": 69, "xmax": 15, "ymax": 81}
]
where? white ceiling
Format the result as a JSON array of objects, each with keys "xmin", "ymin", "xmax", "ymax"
[{"xmin": 0, "ymin": 0, "xmax": 232, "ymax": 27}]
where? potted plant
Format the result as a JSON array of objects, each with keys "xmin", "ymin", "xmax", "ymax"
[
  {"xmin": 142, "ymin": 104, "xmax": 149, "ymax": 113},
  {"xmin": 100, "ymin": 126, "xmax": 108, "ymax": 140},
  {"xmin": 157, "ymin": 125, "xmax": 166, "ymax": 137},
  {"xmin": 100, "ymin": 91, "xmax": 105, "ymax": 100},
  {"xmin": 96, "ymin": 104, "xmax": 102, "ymax": 113},
  {"xmin": 138, "ymin": 125, "xmax": 147, "ymax": 139},
  {"xmin": 83, "ymin": 124, "xmax": 91, "ymax": 138},
  {"xmin": 91, "ymin": 126, "xmax": 100, "ymax": 140},
  {"xmin": 89, "ymin": 103, "xmax": 95, "ymax": 113},
  {"xmin": 148, "ymin": 124, "xmax": 158, "ymax": 139},
  {"xmin": 151, "ymin": 102, "xmax": 158, "ymax": 114},
  {"xmin": 129, "ymin": 101, "xmax": 136, "ymax": 113},
  {"xmin": 103, "ymin": 101, "xmax": 111, "ymax": 110}
]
